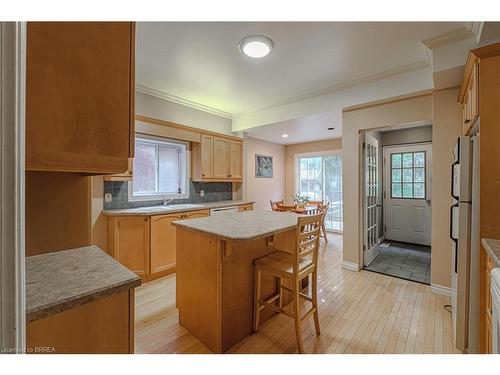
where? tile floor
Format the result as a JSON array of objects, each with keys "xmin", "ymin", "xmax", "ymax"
[{"xmin": 364, "ymin": 241, "xmax": 431, "ymax": 284}]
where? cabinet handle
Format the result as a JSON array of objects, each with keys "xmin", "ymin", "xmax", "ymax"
[
  {"xmin": 144, "ymin": 218, "xmax": 148, "ymax": 222},
  {"xmin": 465, "ymin": 119, "xmax": 470, "ymax": 124}
]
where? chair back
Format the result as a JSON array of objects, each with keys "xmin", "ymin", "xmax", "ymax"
[
  {"xmin": 294, "ymin": 213, "xmax": 322, "ymax": 273},
  {"xmin": 276, "ymin": 203, "xmax": 297, "ymax": 212},
  {"xmin": 307, "ymin": 200, "xmax": 323, "ymax": 208},
  {"xmin": 319, "ymin": 202, "xmax": 330, "ymax": 224},
  {"xmin": 270, "ymin": 200, "xmax": 284, "ymax": 211}
]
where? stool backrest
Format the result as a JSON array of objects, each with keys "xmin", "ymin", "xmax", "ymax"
[{"xmin": 294, "ymin": 213, "xmax": 322, "ymax": 272}]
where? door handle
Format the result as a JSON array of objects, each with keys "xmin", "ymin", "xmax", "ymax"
[{"xmin": 426, "ymin": 199, "xmax": 432, "ymax": 206}]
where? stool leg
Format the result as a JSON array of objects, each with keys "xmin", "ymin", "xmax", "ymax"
[
  {"xmin": 322, "ymin": 223, "xmax": 328, "ymax": 243},
  {"xmin": 312, "ymin": 270, "xmax": 321, "ymax": 335},
  {"xmin": 253, "ymin": 266, "xmax": 262, "ymax": 333},
  {"xmin": 293, "ymin": 278, "xmax": 304, "ymax": 353}
]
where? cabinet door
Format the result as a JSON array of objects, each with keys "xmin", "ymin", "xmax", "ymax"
[
  {"xmin": 229, "ymin": 141, "xmax": 243, "ymax": 180},
  {"xmin": 114, "ymin": 216, "xmax": 149, "ymax": 277},
  {"xmin": 26, "ymin": 22, "xmax": 135, "ymax": 174},
  {"xmin": 201, "ymin": 135, "xmax": 214, "ymax": 178},
  {"xmin": 238, "ymin": 204, "xmax": 253, "ymax": 212},
  {"xmin": 485, "ymin": 312, "xmax": 492, "ymax": 354},
  {"xmin": 213, "ymin": 137, "xmax": 230, "ymax": 179},
  {"xmin": 150, "ymin": 214, "xmax": 183, "ymax": 275}
]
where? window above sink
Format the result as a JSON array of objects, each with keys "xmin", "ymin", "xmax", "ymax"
[{"xmin": 129, "ymin": 135, "xmax": 189, "ymax": 202}]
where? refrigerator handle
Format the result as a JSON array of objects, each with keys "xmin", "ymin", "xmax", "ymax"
[
  {"xmin": 451, "ymin": 161, "xmax": 460, "ymax": 200},
  {"xmin": 450, "ymin": 203, "xmax": 459, "ymax": 274}
]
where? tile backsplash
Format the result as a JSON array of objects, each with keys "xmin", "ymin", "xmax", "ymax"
[{"xmin": 104, "ymin": 180, "xmax": 233, "ymax": 210}]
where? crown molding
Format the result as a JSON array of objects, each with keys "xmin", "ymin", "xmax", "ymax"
[
  {"xmin": 232, "ymin": 60, "xmax": 430, "ymax": 119},
  {"xmin": 136, "ymin": 84, "xmax": 233, "ymax": 120},
  {"xmin": 465, "ymin": 22, "xmax": 484, "ymax": 43},
  {"xmin": 421, "ymin": 26, "xmax": 474, "ymax": 50}
]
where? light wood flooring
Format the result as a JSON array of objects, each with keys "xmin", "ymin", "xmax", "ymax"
[{"xmin": 135, "ymin": 234, "xmax": 460, "ymax": 354}]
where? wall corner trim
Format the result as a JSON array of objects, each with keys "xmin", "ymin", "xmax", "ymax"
[
  {"xmin": 430, "ymin": 284, "xmax": 451, "ymax": 296},
  {"xmin": 342, "ymin": 260, "xmax": 360, "ymax": 272}
]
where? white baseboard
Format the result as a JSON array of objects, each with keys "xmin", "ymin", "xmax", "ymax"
[
  {"xmin": 431, "ymin": 284, "xmax": 451, "ymax": 296},
  {"xmin": 342, "ymin": 261, "xmax": 360, "ymax": 272}
]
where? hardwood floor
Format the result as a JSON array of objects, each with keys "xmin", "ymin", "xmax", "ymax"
[{"xmin": 135, "ymin": 234, "xmax": 460, "ymax": 354}]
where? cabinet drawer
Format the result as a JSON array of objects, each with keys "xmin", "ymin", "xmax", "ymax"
[{"xmin": 238, "ymin": 204, "xmax": 253, "ymax": 212}]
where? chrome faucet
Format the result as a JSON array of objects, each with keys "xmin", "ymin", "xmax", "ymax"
[{"xmin": 163, "ymin": 197, "xmax": 176, "ymax": 206}]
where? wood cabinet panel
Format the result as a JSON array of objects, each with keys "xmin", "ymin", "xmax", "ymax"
[
  {"xmin": 27, "ymin": 290, "xmax": 134, "ymax": 354},
  {"xmin": 213, "ymin": 137, "xmax": 230, "ymax": 179},
  {"xmin": 108, "ymin": 216, "xmax": 149, "ymax": 278},
  {"xmin": 238, "ymin": 204, "xmax": 254, "ymax": 212},
  {"xmin": 150, "ymin": 214, "xmax": 183, "ymax": 276},
  {"xmin": 229, "ymin": 140, "xmax": 243, "ymax": 179},
  {"xmin": 26, "ymin": 22, "xmax": 135, "ymax": 174}
]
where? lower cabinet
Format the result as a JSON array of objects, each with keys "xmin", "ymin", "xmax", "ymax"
[
  {"xmin": 108, "ymin": 209, "xmax": 210, "ymax": 282},
  {"xmin": 107, "ymin": 216, "xmax": 150, "ymax": 279},
  {"xmin": 238, "ymin": 204, "xmax": 254, "ymax": 212}
]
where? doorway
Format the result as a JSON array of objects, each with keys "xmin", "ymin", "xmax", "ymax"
[{"xmin": 362, "ymin": 126, "xmax": 432, "ymax": 285}]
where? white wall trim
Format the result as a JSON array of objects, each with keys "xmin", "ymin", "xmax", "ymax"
[
  {"xmin": 431, "ymin": 284, "xmax": 451, "ymax": 297},
  {"xmin": 136, "ymin": 84, "xmax": 233, "ymax": 120},
  {"xmin": 342, "ymin": 260, "xmax": 360, "ymax": 272},
  {"xmin": 465, "ymin": 22, "xmax": 484, "ymax": 43}
]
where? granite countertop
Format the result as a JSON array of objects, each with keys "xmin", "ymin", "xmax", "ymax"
[
  {"xmin": 26, "ymin": 245, "xmax": 141, "ymax": 323},
  {"xmin": 482, "ymin": 238, "xmax": 500, "ymax": 267},
  {"xmin": 103, "ymin": 200, "xmax": 255, "ymax": 216},
  {"xmin": 172, "ymin": 209, "xmax": 300, "ymax": 242}
]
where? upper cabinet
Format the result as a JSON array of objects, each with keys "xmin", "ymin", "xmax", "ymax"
[
  {"xmin": 26, "ymin": 22, "xmax": 135, "ymax": 174},
  {"xmin": 459, "ymin": 60, "xmax": 480, "ymax": 135},
  {"xmin": 192, "ymin": 134, "xmax": 243, "ymax": 182}
]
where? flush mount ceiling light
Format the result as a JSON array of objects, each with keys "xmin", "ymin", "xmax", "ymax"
[
  {"xmin": 281, "ymin": 134, "xmax": 289, "ymax": 138},
  {"xmin": 239, "ymin": 35, "xmax": 274, "ymax": 58}
]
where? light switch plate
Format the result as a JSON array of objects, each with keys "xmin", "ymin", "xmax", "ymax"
[
  {"xmin": 200, "ymin": 190, "xmax": 205, "ymax": 197},
  {"xmin": 105, "ymin": 193, "xmax": 112, "ymax": 203}
]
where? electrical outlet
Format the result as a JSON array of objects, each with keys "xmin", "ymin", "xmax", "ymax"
[
  {"xmin": 105, "ymin": 193, "xmax": 112, "ymax": 203},
  {"xmin": 200, "ymin": 190, "xmax": 205, "ymax": 197}
]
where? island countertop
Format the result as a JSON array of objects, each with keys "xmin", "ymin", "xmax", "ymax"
[
  {"xmin": 172, "ymin": 209, "xmax": 300, "ymax": 241},
  {"xmin": 26, "ymin": 245, "xmax": 141, "ymax": 323}
]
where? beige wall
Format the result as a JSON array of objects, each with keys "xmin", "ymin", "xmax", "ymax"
[
  {"xmin": 242, "ymin": 137, "xmax": 285, "ymax": 210},
  {"xmin": 284, "ymin": 138, "xmax": 342, "ymax": 202},
  {"xmin": 431, "ymin": 88, "xmax": 462, "ymax": 288},
  {"xmin": 342, "ymin": 94, "xmax": 433, "ymax": 269},
  {"xmin": 381, "ymin": 125, "xmax": 433, "ymax": 146}
]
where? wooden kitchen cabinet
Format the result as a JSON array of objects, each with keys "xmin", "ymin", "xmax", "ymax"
[
  {"xmin": 461, "ymin": 60, "xmax": 479, "ymax": 135},
  {"xmin": 192, "ymin": 134, "xmax": 243, "ymax": 182},
  {"xmin": 150, "ymin": 213, "xmax": 183, "ymax": 278},
  {"xmin": 107, "ymin": 216, "xmax": 150, "ymax": 280},
  {"xmin": 238, "ymin": 204, "xmax": 254, "ymax": 212},
  {"xmin": 213, "ymin": 137, "xmax": 230, "ymax": 178},
  {"xmin": 26, "ymin": 22, "xmax": 135, "ymax": 174}
]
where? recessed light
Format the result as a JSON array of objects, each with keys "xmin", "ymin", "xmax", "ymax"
[
  {"xmin": 239, "ymin": 35, "xmax": 274, "ymax": 58},
  {"xmin": 327, "ymin": 127, "xmax": 335, "ymax": 131},
  {"xmin": 281, "ymin": 134, "xmax": 289, "ymax": 138}
]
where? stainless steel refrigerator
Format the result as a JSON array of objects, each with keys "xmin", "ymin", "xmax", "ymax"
[{"xmin": 450, "ymin": 133, "xmax": 480, "ymax": 353}]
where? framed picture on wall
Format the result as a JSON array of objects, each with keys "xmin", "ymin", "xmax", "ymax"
[{"xmin": 255, "ymin": 154, "xmax": 273, "ymax": 178}]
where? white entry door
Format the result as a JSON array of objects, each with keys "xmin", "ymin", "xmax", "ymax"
[{"xmin": 384, "ymin": 144, "xmax": 432, "ymax": 246}]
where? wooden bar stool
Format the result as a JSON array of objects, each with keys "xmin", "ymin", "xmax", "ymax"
[
  {"xmin": 270, "ymin": 199, "xmax": 284, "ymax": 211},
  {"xmin": 253, "ymin": 213, "xmax": 322, "ymax": 353}
]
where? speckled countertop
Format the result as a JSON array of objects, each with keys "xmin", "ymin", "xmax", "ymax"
[
  {"xmin": 172, "ymin": 209, "xmax": 300, "ymax": 242},
  {"xmin": 482, "ymin": 238, "xmax": 500, "ymax": 267},
  {"xmin": 102, "ymin": 200, "xmax": 254, "ymax": 216},
  {"xmin": 26, "ymin": 245, "xmax": 141, "ymax": 323}
]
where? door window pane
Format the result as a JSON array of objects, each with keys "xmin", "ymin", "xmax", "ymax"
[{"xmin": 390, "ymin": 151, "xmax": 427, "ymax": 199}]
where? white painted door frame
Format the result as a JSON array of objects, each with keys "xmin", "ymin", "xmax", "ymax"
[
  {"xmin": 383, "ymin": 142, "xmax": 432, "ymax": 246},
  {"xmin": 0, "ymin": 22, "xmax": 26, "ymax": 353}
]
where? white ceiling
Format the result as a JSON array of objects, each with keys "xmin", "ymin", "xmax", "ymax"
[{"xmin": 136, "ymin": 22, "xmax": 462, "ymax": 116}]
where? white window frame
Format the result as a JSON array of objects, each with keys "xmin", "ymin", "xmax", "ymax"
[
  {"xmin": 294, "ymin": 149, "xmax": 343, "ymax": 233},
  {"xmin": 128, "ymin": 134, "xmax": 190, "ymax": 202}
]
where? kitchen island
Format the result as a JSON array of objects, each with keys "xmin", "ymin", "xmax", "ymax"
[{"xmin": 172, "ymin": 210, "xmax": 301, "ymax": 353}]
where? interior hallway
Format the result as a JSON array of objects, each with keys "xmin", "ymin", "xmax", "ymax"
[{"xmin": 135, "ymin": 234, "xmax": 457, "ymax": 354}]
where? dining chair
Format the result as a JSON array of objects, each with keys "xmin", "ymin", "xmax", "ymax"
[
  {"xmin": 253, "ymin": 212, "xmax": 322, "ymax": 353},
  {"xmin": 276, "ymin": 203, "xmax": 298, "ymax": 213},
  {"xmin": 319, "ymin": 202, "xmax": 329, "ymax": 243},
  {"xmin": 270, "ymin": 200, "xmax": 284, "ymax": 211}
]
